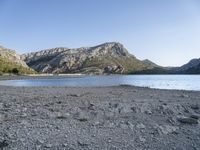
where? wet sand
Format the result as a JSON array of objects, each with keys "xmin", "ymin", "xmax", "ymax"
[{"xmin": 0, "ymin": 76, "xmax": 200, "ymax": 150}]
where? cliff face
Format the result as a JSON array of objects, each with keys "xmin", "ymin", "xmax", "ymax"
[
  {"xmin": 21, "ymin": 42, "xmax": 153, "ymax": 74},
  {"xmin": 0, "ymin": 46, "xmax": 28, "ymax": 68},
  {"xmin": 0, "ymin": 46, "xmax": 35, "ymax": 74}
]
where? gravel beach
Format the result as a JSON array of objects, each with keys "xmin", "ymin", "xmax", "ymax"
[{"xmin": 0, "ymin": 76, "xmax": 200, "ymax": 150}]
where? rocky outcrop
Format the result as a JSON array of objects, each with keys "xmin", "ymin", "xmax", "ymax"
[
  {"xmin": 21, "ymin": 42, "xmax": 153, "ymax": 74},
  {"xmin": 0, "ymin": 46, "xmax": 28, "ymax": 68},
  {"xmin": 0, "ymin": 46, "xmax": 35, "ymax": 74}
]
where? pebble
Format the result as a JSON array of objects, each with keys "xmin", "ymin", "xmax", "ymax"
[
  {"xmin": 77, "ymin": 141, "xmax": 88, "ymax": 147},
  {"xmin": 45, "ymin": 143, "xmax": 52, "ymax": 148},
  {"xmin": 139, "ymin": 137, "xmax": 146, "ymax": 142},
  {"xmin": 136, "ymin": 123, "xmax": 146, "ymax": 129}
]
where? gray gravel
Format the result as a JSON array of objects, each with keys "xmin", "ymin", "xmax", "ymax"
[{"xmin": 0, "ymin": 77, "xmax": 200, "ymax": 149}]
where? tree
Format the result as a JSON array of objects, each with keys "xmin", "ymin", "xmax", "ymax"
[{"xmin": 12, "ymin": 68, "xmax": 19, "ymax": 74}]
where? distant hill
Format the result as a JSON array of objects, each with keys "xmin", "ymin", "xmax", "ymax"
[
  {"xmin": 170, "ymin": 58, "xmax": 200, "ymax": 74},
  {"xmin": 21, "ymin": 42, "xmax": 155, "ymax": 74},
  {"xmin": 0, "ymin": 46, "xmax": 35, "ymax": 74}
]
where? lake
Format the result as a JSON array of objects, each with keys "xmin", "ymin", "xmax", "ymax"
[{"xmin": 0, "ymin": 75, "xmax": 199, "ymax": 91}]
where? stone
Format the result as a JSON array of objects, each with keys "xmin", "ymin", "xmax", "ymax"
[
  {"xmin": 136, "ymin": 123, "xmax": 146, "ymax": 129},
  {"xmin": 190, "ymin": 114, "xmax": 199, "ymax": 120},
  {"xmin": 139, "ymin": 137, "xmax": 146, "ymax": 142},
  {"xmin": 78, "ymin": 118, "xmax": 88, "ymax": 122},
  {"xmin": 180, "ymin": 94, "xmax": 189, "ymax": 98},
  {"xmin": 178, "ymin": 117, "xmax": 198, "ymax": 124},
  {"xmin": 159, "ymin": 125, "xmax": 179, "ymax": 135},
  {"xmin": 77, "ymin": 141, "xmax": 88, "ymax": 147},
  {"xmin": 0, "ymin": 140, "xmax": 8, "ymax": 148},
  {"xmin": 56, "ymin": 112, "xmax": 70, "ymax": 119},
  {"xmin": 45, "ymin": 143, "xmax": 52, "ymax": 148},
  {"xmin": 191, "ymin": 104, "xmax": 199, "ymax": 110}
]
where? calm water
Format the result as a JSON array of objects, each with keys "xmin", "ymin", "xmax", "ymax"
[{"xmin": 0, "ymin": 75, "xmax": 200, "ymax": 91}]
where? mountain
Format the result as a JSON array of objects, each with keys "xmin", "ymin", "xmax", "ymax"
[
  {"xmin": 21, "ymin": 42, "xmax": 154, "ymax": 74},
  {"xmin": 0, "ymin": 46, "xmax": 35, "ymax": 74},
  {"xmin": 171, "ymin": 58, "xmax": 200, "ymax": 74},
  {"xmin": 2, "ymin": 42, "xmax": 198, "ymax": 75}
]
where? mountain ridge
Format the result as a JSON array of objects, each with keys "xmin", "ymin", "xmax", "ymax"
[
  {"xmin": 21, "ymin": 42, "xmax": 153, "ymax": 74},
  {"xmin": 0, "ymin": 42, "xmax": 199, "ymax": 75}
]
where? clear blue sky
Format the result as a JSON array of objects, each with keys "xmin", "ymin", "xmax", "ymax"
[{"xmin": 0, "ymin": 0, "xmax": 200, "ymax": 66}]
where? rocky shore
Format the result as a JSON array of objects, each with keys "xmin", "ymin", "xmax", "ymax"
[{"xmin": 0, "ymin": 76, "xmax": 200, "ymax": 150}]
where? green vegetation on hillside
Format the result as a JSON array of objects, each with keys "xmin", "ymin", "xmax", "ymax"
[
  {"xmin": 0, "ymin": 57, "xmax": 36, "ymax": 75},
  {"xmin": 82, "ymin": 56, "xmax": 153, "ymax": 74}
]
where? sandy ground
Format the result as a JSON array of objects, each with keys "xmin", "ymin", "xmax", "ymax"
[{"xmin": 0, "ymin": 76, "xmax": 200, "ymax": 150}]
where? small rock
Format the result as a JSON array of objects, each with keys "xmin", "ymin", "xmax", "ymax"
[
  {"xmin": 178, "ymin": 117, "xmax": 198, "ymax": 124},
  {"xmin": 180, "ymin": 94, "xmax": 189, "ymax": 98},
  {"xmin": 191, "ymin": 104, "xmax": 199, "ymax": 110},
  {"xmin": 55, "ymin": 112, "xmax": 70, "ymax": 119},
  {"xmin": 56, "ymin": 101, "xmax": 62, "ymax": 104},
  {"xmin": 77, "ymin": 141, "xmax": 88, "ymax": 147},
  {"xmin": 69, "ymin": 94, "xmax": 79, "ymax": 97},
  {"xmin": 163, "ymin": 103, "xmax": 167, "ymax": 106},
  {"xmin": 190, "ymin": 114, "xmax": 199, "ymax": 120},
  {"xmin": 0, "ymin": 140, "xmax": 8, "ymax": 148},
  {"xmin": 45, "ymin": 143, "xmax": 52, "ymax": 148},
  {"xmin": 37, "ymin": 139, "xmax": 45, "ymax": 144},
  {"xmin": 131, "ymin": 107, "xmax": 137, "ymax": 113},
  {"xmin": 21, "ymin": 113, "xmax": 27, "ymax": 117},
  {"xmin": 108, "ymin": 138, "xmax": 112, "ymax": 143},
  {"xmin": 159, "ymin": 125, "xmax": 179, "ymax": 135},
  {"xmin": 136, "ymin": 123, "xmax": 146, "ymax": 129},
  {"xmin": 88, "ymin": 103, "xmax": 95, "ymax": 110},
  {"xmin": 36, "ymin": 145, "xmax": 41, "ymax": 150},
  {"xmin": 78, "ymin": 118, "xmax": 88, "ymax": 122},
  {"xmin": 139, "ymin": 137, "xmax": 146, "ymax": 142},
  {"xmin": 145, "ymin": 110, "xmax": 152, "ymax": 115},
  {"xmin": 74, "ymin": 112, "xmax": 88, "ymax": 122}
]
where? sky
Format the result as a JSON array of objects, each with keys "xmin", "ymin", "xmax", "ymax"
[{"xmin": 0, "ymin": 0, "xmax": 200, "ymax": 67}]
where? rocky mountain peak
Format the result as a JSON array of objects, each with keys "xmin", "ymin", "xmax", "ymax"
[{"xmin": 89, "ymin": 42, "xmax": 130, "ymax": 57}]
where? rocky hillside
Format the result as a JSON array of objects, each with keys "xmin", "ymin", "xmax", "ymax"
[
  {"xmin": 142, "ymin": 59, "xmax": 160, "ymax": 67},
  {"xmin": 0, "ymin": 46, "xmax": 35, "ymax": 74},
  {"xmin": 21, "ymin": 42, "xmax": 154, "ymax": 74},
  {"xmin": 171, "ymin": 58, "xmax": 200, "ymax": 74}
]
